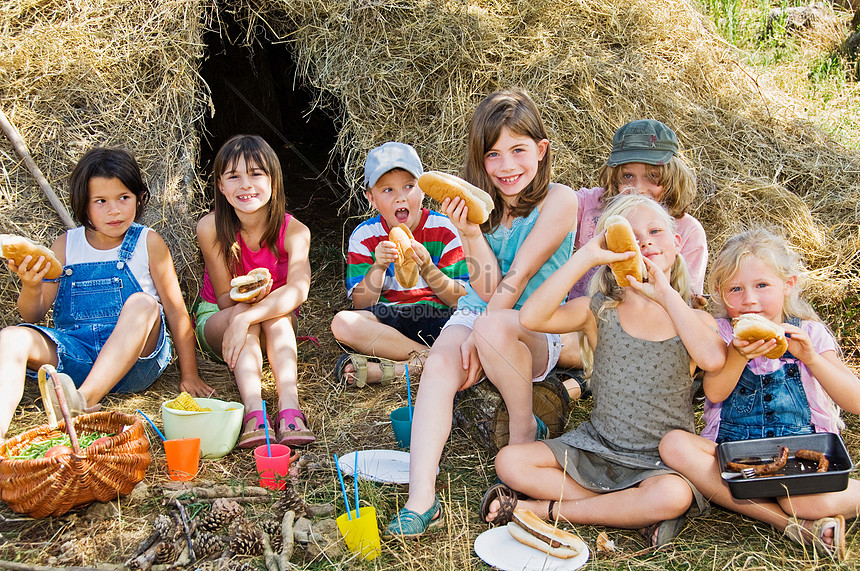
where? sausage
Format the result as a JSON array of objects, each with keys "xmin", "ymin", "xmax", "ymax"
[
  {"xmin": 795, "ymin": 449, "xmax": 829, "ymax": 473},
  {"xmin": 727, "ymin": 446, "xmax": 789, "ymax": 475}
]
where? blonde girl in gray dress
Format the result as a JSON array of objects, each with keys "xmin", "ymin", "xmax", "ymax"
[{"xmin": 480, "ymin": 194, "xmax": 726, "ymax": 548}]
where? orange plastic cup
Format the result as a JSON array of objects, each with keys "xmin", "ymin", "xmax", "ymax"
[
  {"xmin": 254, "ymin": 443, "xmax": 292, "ymax": 490},
  {"xmin": 164, "ymin": 437, "xmax": 200, "ymax": 481}
]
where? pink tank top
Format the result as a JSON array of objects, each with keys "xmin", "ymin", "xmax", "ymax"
[{"xmin": 199, "ymin": 213, "xmax": 292, "ymax": 303}]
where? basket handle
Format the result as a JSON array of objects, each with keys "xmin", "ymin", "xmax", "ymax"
[{"xmin": 38, "ymin": 364, "xmax": 82, "ymax": 454}]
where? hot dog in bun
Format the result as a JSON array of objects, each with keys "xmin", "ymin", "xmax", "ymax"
[
  {"xmin": 389, "ymin": 224, "xmax": 419, "ymax": 288},
  {"xmin": 506, "ymin": 508, "xmax": 586, "ymax": 559},
  {"xmin": 0, "ymin": 234, "xmax": 62, "ymax": 279},
  {"xmin": 230, "ymin": 267, "xmax": 271, "ymax": 302},
  {"xmin": 604, "ymin": 215, "xmax": 645, "ymax": 287},
  {"xmin": 732, "ymin": 313, "xmax": 788, "ymax": 359},
  {"xmin": 417, "ymin": 171, "xmax": 494, "ymax": 225}
]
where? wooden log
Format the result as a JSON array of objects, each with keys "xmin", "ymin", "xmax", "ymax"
[{"xmin": 453, "ymin": 372, "xmax": 570, "ymax": 454}]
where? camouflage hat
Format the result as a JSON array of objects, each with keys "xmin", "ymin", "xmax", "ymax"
[{"xmin": 606, "ymin": 119, "xmax": 679, "ymax": 166}]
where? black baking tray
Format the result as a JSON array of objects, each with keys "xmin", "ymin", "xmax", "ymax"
[{"xmin": 717, "ymin": 433, "xmax": 853, "ymax": 499}]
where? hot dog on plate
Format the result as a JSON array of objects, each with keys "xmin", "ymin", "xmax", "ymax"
[
  {"xmin": 506, "ymin": 508, "xmax": 586, "ymax": 559},
  {"xmin": 389, "ymin": 224, "xmax": 419, "ymax": 288},
  {"xmin": 0, "ymin": 234, "xmax": 63, "ymax": 279}
]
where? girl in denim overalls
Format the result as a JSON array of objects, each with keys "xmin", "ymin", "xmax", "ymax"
[
  {"xmin": 661, "ymin": 229, "xmax": 860, "ymax": 560},
  {"xmin": 193, "ymin": 135, "xmax": 313, "ymax": 449},
  {"xmin": 0, "ymin": 148, "xmax": 213, "ymax": 442}
]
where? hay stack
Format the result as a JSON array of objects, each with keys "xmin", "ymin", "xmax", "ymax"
[
  {"xmin": 2, "ymin": 0, "xmax": 859, "ymax": 330},
  {"xmin": 0, "ymin": 0, "xmax": 210, "ymax": 325}
]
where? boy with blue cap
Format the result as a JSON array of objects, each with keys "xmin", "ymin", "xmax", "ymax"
[{"xmin": 331, "ymin": 142, "xmax": 468, "ymax": 386}]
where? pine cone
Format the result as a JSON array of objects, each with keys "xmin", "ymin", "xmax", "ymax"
[
  {"xmin": 153, "ymin": 514, "xmax": 176, "ymax": 539},
  {"xmin": 228, "ymin": 520, "xmax": 263, "ymax": 556},
  {"xmin": 259, "ymin": 519, "xmax": 282, "ymax": 552},
  {"xmin": 196, "ymin": 499, "xmax": 244, "ymax": 533},
  {"xmin": 192, "ymin": 531, "xmax": 225, "ymax": 559},
  {"xmin": 153, "ymin": 541, "xmax": 178, "ymax": 565},
  {"xmin": 273, "ymin": 482, "xmax": 306, "ymax": 518}
]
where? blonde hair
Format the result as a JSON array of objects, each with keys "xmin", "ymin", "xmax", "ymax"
[
  {"xmin": 597, "ymin": 155, "xmax": 697, "ymax": 218},
  {"xmin": 708, "ymin": 228, "xmax": 819, "ymax": 322},
  {"xmin": 579, "ymin": 194, "xmax": 691, "ymax": 376}
]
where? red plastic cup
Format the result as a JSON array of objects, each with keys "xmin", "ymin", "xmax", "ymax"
[
  {"xmin": 254, "ymin": 443, "xmax": 292, "ymax": 490},
  {"xmin": 164, "ymin": 437, "xmax": 200, "ymax": 481}
]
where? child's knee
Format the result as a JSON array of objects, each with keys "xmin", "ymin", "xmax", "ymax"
[
  {"xmin": 124, "ymin": 292, "xmax": 160, "ymax": 318},
  {"xmin": 495, "ymin": 443, "xmax": 531, "ymax": 479},
  {"xmin": 473, "ymin": 313, "xmax": 515, "ymax": 347}
]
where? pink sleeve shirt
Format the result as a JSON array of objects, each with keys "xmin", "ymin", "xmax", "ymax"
[{"xmin": 701, "ymin": 318, "xmax": 842, "ymax": 441}]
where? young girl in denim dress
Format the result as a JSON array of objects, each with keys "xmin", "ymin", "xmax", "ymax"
[
  {"xmin": 0, "ymin": 147, "xmax": 212, "ymax": 442},
  {"xmin": 193, "ymin": 134, "xmax": 313, "ymax": 448},
  {"xmin": 660, "ymin": 229, "xmax": 860, "ymax": 560}
]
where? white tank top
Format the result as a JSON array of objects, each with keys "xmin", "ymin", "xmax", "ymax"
[{"xmin": 63, "ymin": 226, "xmax": 159, "ymax": 301}]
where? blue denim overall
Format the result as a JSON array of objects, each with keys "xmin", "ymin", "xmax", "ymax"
[
  {"xmin": 716, "ymin": 317, "xmax": 814, "ymax": 443},
  {"xmin": 24, "ymin": 223, "xmax": 171, "ymax": 391}
]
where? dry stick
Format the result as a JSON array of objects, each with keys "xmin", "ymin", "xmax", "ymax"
[
  {"xmin": 279, "ymin": 510, "xmax": 296, "ymax": 570},
  {"xmin": 173, "ymin": 498, "xmax": 196, "ymax": 564},
  {"xmin": 0, "ymin": 108, "xmax": 75, "ymax": 230},
  {"xmin": 0, "ymin": 562, "xmax": 120, "ymax": 571}
]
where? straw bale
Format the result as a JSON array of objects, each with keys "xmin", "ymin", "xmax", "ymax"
[{"xmin": 0, "ymin": 0, "xmax": 211, "ymax": 326}]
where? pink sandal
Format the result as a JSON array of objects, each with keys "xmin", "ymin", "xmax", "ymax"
[
  {"xmin": 276, "ymin": 409, "xmax": 316, "ymax": 446},
  {"xmin": 237, "ymin": 410, "xmax": 268, "ymax": 448}
]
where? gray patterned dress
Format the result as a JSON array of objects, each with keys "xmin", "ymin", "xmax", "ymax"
[{"xmin": 542, "ymin": 293, "xmax": 708, "ymax": 516}]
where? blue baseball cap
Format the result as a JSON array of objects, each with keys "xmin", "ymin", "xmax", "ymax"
[
  {"xmin": 606, "ymin": 119, "xmax": 679, "ymax": 166},
  {"xmin": 364, "ymin": 142, "xmax": 424, "ymax": 189}
]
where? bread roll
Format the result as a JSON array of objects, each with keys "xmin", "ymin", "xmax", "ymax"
[
  {"xmin": 230, "ymin": 267, "xmax": 272, "ymax": 302},
  {"xmin": 0, "ymin": 234, "xmax": 63, "ymax": 279},
  {"xmin": 731, "ymin": 313, "xmax": 788, "ymax": 359},
  {"xmin": 506, "ymin": 508, "xmax": 586, "ymax": 560},
  {"xmin": 390, "ymin": 224, "xmax": 419, "ymax": 288},
  {"xmin": 604, "ymin": 215, "xmax": 645, "ymax": 287},
  {"xmin": 417, "ymin": 171, "xmax": 494, "ymax": 225}
]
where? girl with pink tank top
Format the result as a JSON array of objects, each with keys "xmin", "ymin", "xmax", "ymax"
[{"xmin": 193, "ymin": 134, "xmax": 314, "ymax": 448}]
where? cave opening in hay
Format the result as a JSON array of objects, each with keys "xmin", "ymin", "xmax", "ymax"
[{"xmin": 199, "ymin": 11, "xmax": 348, "ymax": 224}]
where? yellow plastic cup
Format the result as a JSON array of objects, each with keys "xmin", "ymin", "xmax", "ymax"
[{"xmin": 336, "ymin": 506, "xmax": 381, "ymax": 560}]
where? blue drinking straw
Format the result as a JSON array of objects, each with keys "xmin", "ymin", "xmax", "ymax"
[
  {"xmin": 262, "ymin": 401, "xmax": 271, "ymax": 457},
  {"xmin": 405, "ymin": 364, "xmax": 412, "ymax": 421},
  {"xmin": 354, "ymin": 472, "xmax": 360, "ymax": 519},
  {"xmin": 136, "ymin": 409, "xmax": 166, "ymax": 441},
  {"xmin": 333, "ymin": 454, "xmax": 352, "ymax": 520}
]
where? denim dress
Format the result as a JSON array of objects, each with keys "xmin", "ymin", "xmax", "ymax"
[
  {"xmin": 716, "ymin": 317, "xmax": 814, "ymax": 443},
  {"xmin": 23, "ymin": 223, "xmax": 171, "ymax": 391}
]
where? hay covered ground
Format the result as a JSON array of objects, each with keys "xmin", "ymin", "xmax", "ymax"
[{"xmin": 2, "ymin": 0, "xmax": 860, "ymax": 569}]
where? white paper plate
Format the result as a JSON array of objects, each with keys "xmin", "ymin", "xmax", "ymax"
[
  {"xmin": 474, "ymin": 526, "xmax": 589, "ymax": 571},
  {"xmin": 338, "ymin": 449, "xmax": 439, "ymax": 484}
]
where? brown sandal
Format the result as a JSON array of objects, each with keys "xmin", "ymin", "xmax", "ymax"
[{"xmin": 479, "ymin": 483, "xmax": 519, "ymax": 525}]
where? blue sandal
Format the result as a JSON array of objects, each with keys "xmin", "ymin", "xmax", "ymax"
[
  {"xmin": 535, "ymin": 415, "xmax": 548, "ymax": 440},
  {"xmin": 384, "ymin": 497, "xmax": 443, "ymax": 538}
]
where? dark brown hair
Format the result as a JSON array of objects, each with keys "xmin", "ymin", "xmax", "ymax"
[
  {"xmin": 212, "ymin": 134, "xmax": 286, "ymax": 275},
  {"xmin": 69, "ymin": 147, "xmax": 150, "ymax": 229},
  {"xmin": 462, "ymin": 89, "xmax": 552, "ymax": 233}
]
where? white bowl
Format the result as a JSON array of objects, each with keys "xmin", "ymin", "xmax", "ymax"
[{"xmin": 161, "ymin": 398, "xmax": 244, "ymax": 459}]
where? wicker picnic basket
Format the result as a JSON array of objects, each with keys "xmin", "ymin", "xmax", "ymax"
[{"xmin": 0, "ymin": 367, "xmax": 151, "ymax": 518}]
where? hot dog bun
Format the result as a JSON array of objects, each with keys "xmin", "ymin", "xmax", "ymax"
[
  {"xmin": 0, "ymin": 234, "xmax": 62, "ymax": 279},
  {"xmin": 604, "ymin": 215, "xmax": 645, "ymax": 287},
  {"xmin": 230, "ymin": 267, "xmax": 271, "ymax": 302},
  {"xmin": 506, "ymin": 508, "xmax": 586, "ymax": 560},
  {"xmin": 417, "ymin": 171, "xmax": 494, "ymax": 225},
  {"xmin": 732, "ymin": 313, "xmax": 788, "ymax": 359},
  {"xmin": 390, "ymin": 224, "xmax": 419, "ymax": 288}
]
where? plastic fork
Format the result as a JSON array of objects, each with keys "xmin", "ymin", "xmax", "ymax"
[{"xmin": 740, "ymin": 466, "xmax": 757, "ymax": 478}]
